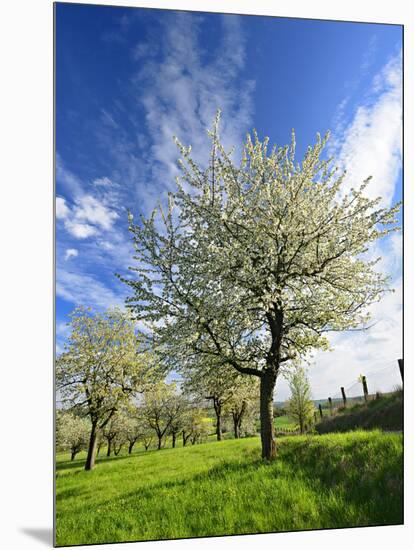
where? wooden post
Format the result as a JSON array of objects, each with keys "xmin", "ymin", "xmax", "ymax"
[
  {"xmin": 398, "ymin": 359, "xmax": 404, "ymax": 382},
  {"xmin": 341, "ymin": 387, "xmax": 347, "ymax": 407},
  {"xmin": 318, "ymin": 404, "xmax": 323, "ymax": 418},
  {"xmin": 362, "ymin": 376, "xmax": 369, "ymax": 402},
  {"xmin": 328, "ymin": 397, "xmax": 333, "ymax": 416}
]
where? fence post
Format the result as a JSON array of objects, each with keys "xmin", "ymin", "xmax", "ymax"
[
  {"xmin": 341, "ymin": 387, "xmax": 347, "ymax": 407},
  {"xmin": 398, "ymin": 359, "xmax": 404, "ymax": 382},
  {"xmin": 328, "ymin": 397, "xmax": 333, "ymax": 415},
  {"xmin": 362, "ymin": 376, "xmax": 369, "ymax": 402},
  {"xmin": 318, "ymin": 404, "xmax": 323, "ymax": 418}
]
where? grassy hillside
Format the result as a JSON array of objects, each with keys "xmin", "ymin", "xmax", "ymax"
[
  {"xmin": 56, "ymin": 431, "xmax": 402, "ymax": 546},
  {"xmin": 315, "ymin": 391, "xmax": 403, "ymax": 434}
]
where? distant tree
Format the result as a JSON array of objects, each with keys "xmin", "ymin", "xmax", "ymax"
[
  {"xmin": 56, "ymin": 410, "xmax": 90, "ymax": 460},
  {"xmin": 287, "ymin": 366, "xmax": 315, "ymax": 434},
  {"xmin": 142, "ymin": 381, "xmax": 184, "ymax": 450},
  {"xmin": 167, "ymin": 395, "xmax": 189, "ymax": 448},
  {"xmin": 182, "ymin": 360, "xmax": 244, "ymax": 441},
  {"xmin": 273, "ymin": 406, "xmax": 286, "ymax": 418},
  {"xmin": 102, "ymin": 413, "xmax": 129, "ymax": 457},
  {"xmin": 181, "ymin": 407, "xmax": 211, "ymax": 446},
  {"xmin": 123, "ymin": 112, "xmax": 400, "ymax": 459},
  {"xmin": 226, "ymin": 376, "xmax": 260, "ymax": 439},
  {"xmin": 123, "ymin": 414, "xmax": 145, "ymax": 454},
  {"xmin": 140, "ymin": 430, "xmax": 154, "ymax": 451},
  {"xmin": 56, "ymin": 307, "xmax": 148, "ymax": 470}
]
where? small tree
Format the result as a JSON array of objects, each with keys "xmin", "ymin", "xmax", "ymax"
[
  {"xmin": 142, "ymin": 381, "xmax": 183, "ymax": 450},
  {"xmin": 140, "ymin": 429, "xmax": 154, "ymax": 451},
  {"xmin": 122, "ymin": 112, "xmax": 400, "ymax": 459},
  {"xmin": 181, "ymin": 408, "xmax": 211, "ymax": 445},
  {"xmin": 167, "ymin": 395, "xmax": 188, "ymax": 448},
  {"xmin": 56, "ymin": 410, "xmax": 90, "ymax": 460},
  {"xmin": 182, "ymin": 361, "xmax": 244, "ymax": 441},
  {"xmin": 102, "ymin": 413, "xmax": 129, "ymax": 457},
  {"xmin": 226, "ymin": 376, "xmax": 259, "ymax": 439},
  {"xmin": 124, "ymin": 415, "xmax": 145, "ymax": 454},
  {"xmin": 56, "ymin": 307, "xmax": 147, "ymax": 470},
  {"xmin": 286, "ymin": 366, "xmax": 314, "ymax": 434}
]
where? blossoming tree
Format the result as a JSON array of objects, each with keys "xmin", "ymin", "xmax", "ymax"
[
  {"xmin": 56, "ymin": 307, "xmax": 147, "ymax": 470},
  {"xmin": 122, "ymin": 112, "xmax": 400, "ymax": 460}
]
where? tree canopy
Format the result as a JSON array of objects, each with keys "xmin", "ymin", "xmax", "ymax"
[
  {"xmin": 121, "ymin": 111, "xmax": 400, "ymax": 459},
  {"xmin": 56, "ymin": 307, "xmax": 148, "ymax": 469}
]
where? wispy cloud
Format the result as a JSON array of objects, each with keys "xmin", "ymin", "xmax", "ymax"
[
  {"xmin": 124, "ymin": 12, "xmax": 255, "ymax": 213},
  {"xmin": 93, "ymin": 176, "xmax": 115, "ymax": 187},
  {"xmin": 294, "ymin": 51, "xmax": 403, "ymax": 402},
  {"xmin": 56, "ymin": 268, "xmax": 125, "ymax": 310},
  {"xmin": 329, "ymin": 50, "xmax": 402, "ymax": 207}
]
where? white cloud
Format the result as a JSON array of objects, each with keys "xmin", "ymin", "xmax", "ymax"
[
  {"xmin": 274, "ymin": 274, "xmax": 402, "ymax": 403},
  {"xmin": 272, "ymin": 52, "xmax": 403, "ymax": 404},
  {"xmin": 93, "ymin": 176, "xmax": 114, "ymax": 187},
  {"xmin": 73, "ymin": 195, "xmax": 119, "ymax": 231},
  {"xmin": 64, "ymin": 248, "xmax": 78, "ymax": 261},
  {"xmin": 130, "ymin": 12, "xmax": 255, "ymax": 212},
  {"xmin": 56, "ymin": 196, "xmax": 70, "ymax": 219},
  {"xmin": 64, "ymin": 219, "xmax": 98, "ymax": 239},
  {"xmin": 308, "ymin": 277, "xmax": 402, "ymax": 400},
  {"xmin": 56, "ymin": 268, "xmax": 124, "ymax": 310},
  {"xmin": 56, "ymin": 153, "xmax": 84, "ymax": 197},
  {"xmin": 329, "ymin": 51, "xmax": 402, "ymax": 208},
  {"xmin": 56, "ymin": 320, "xmax": 71, "ymax": 338},
  {"xmin": 56, "ymin": 158, "xmax": 120, "ymax": 239}
]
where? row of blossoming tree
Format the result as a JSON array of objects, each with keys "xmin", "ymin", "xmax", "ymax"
[{"xmin": 56, "ymin": 308, "xmax": 260, "ymax": 469}]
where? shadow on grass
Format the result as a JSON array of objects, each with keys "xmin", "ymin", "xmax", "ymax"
[{"xmin": 56, "ymin": 450, "xmax": 160, "ymax": 472}]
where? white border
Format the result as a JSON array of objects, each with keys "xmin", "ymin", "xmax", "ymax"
[{"xmin": 1, "ymin": 1, "xmax": 412, "ymax": 549}]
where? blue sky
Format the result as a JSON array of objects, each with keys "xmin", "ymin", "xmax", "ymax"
[{"xmin": 55, "ymin": 4, "xmax": 402, "ymax": 399}]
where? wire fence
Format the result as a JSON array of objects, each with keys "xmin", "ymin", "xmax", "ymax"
[{"xmin": 313, "ymin": 358, "xmax": 403, "ymax": 417}]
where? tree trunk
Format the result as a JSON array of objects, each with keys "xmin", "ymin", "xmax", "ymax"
[
  {"xmin": 157, "ymin": 434, "xmax": 162, "ymax": 450},
  {"xmin": 216, "ymin": 413, "xmax": 222, "ymax": 440},
  {"xmin": 214, "ymin": 400, "xmax": 222, "ymax": 441},
  {"xmin": 233, "ymin": 414, "xmax": 239, "ymax": 439},
  {"xmin": 172, "ymin": 431, "xmax": 176, "ymax": 448},
  {"xmin": 106, "ymin": 439, "xmax": 112, "ymax": 457},
  {"xmin": 128, "ymin": 441, "xmax": 135, "ymax": 454},
  {"xmin": 182, "ymin": 431, "xmax": 186, "ymax": 446},
  {"xmin": 97, "ymin": 441, "xmax": 103, "ymax": 456},
  {"xmin": 237, "ymin": 415, "xmax": 243, "ymax": 438},
  {"xmin": 85, "ymin": 421, "xmax": 98, "ymax": 471},
  {"xmin": 260, "ymin": 370, "xmax": 277, "ymax": 460},
  {"xmin": 71, "ymin": 450, "xmax": 77, "ymax": 461}
]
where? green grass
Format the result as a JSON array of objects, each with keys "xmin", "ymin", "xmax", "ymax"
[
  {"xmin": 274, "ymin": 415, "xmax": 297, "ymax": 429},
  {"xmin": 316, "ymin": 391, "xmax": 403, "ymax": 434},
  {"xmin": 56, "ymin": 430, "xmax": 403, "ymax": 546}
]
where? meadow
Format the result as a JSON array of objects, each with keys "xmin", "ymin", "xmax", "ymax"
[{"xmin": 55, "ymin": 430, "xmax": 403, "ymax": 546}]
